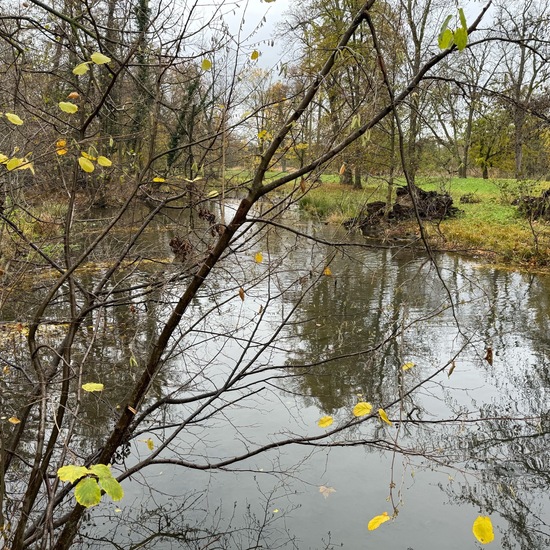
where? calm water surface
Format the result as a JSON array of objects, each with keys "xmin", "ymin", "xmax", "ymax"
[{"xmin": 3, "ymin": 205, "xmax": 549, "ymax": 549}]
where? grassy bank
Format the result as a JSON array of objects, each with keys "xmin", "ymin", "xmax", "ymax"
[{"xmin": 300, "ymin": 175, "xmax": 550, "ymax": 270}]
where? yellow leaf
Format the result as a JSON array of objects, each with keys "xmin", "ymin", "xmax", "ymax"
[
  {"xmin": 146, "ymin": 438, "xmax": 154, "ymax": 451},
  {"xmin": 323, "ymin": 266, "xmax": 332, "ymax": 276},
  {"xmin": 81, "ymin": 151, "xmax": 96, "ymax": 161},
  {"xmin": 56, "ymin": 139, "xmax": 68, "ymax": 155},
  {"xmin": 153, "ymin": 176, "xmax": 165, "ymax": 182},
  {"xmin": 251, "ymin": 50, "xmax": 260, "ymax": 60},
  {"xmin": 57, "ymin": 464, "xmax": 92, "ymax": 483},
  {"xmin": 6, "ymin": 157, "xmax": 22, "ymax": 171},
  {"xmin": 401, "ymin": 362, "xmax": 415, "ymax": 371},
  {"xmin": 272, "ymin": 508, "xmax": 279, "ymax": 513},
  {"xmin": 17, "ymin": 159, "xmax": 34, "ymax": 174},
  {"xmin": 378, "ymin": 408, "xmax": 393, "ymax": 426},
  {"xmin": 0, "ymin": 153, "xmax": 8, "ymax": 164},
  {"xmin": 201, "ymin": 58, "xmax": 212, "ymax": 71},
  {"xmin": 368, "ymin": 512, "xmax": 390, "ymax": 531},
  {"xmin": 97, "ymin": 155, "xmax": 112, "ymax": 167},
  {"xmin": 72, "ymin": 62, "xmax": 90, "ymax": 75},
  {"xmin": 59, "ymin": 102, "xmax": 78, "ymax": 114},
  {"xmin": 82, "ymin": 382, "xmax": 104, "ymax": 392},
  {"xmin": 295, "ymin": 142, "xmax": 309, "ymax": 150},
  {"xmin": 448, "ymin": 360, "xmax": 456, "ymax": 378},
  {"xmin": 78, "ymin": 157, "xmax": 95, "ymax": 173},
  {"xmin": 257, "ymin": 129, "xmax": 268, "ymax": 140},
  {"xmin": 255, "ymin": 252, "xmax": 263, "ymax": 263},
  {"xmin": 317, "ymin": 415, "xmax": 333, "ymax": 428},
  {"xmin": 91, "ymin": 52, "xmax": 111, "ymax": 65},
  {"xmin": 5, "ymin": 112, "xmax": 23, "ymax": 125},
  {"xmin": 8, "ymin": 416, "xmax": 21, "ymax": 424},
  {"xmin": 319, "ymin": 485, "xmax": 336, "ymax": 499},
  {"xmin": 353, "ymin": 402, "xmax": 373, "ymax": 417},
  {"xmin": 472, "ymin": 516, "xmax": 494, "ymax": 544}
]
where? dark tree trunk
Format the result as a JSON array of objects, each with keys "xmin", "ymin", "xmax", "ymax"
[{"xmin": 353, "ymin": 165, "xmax": 362, "ymax": 189}]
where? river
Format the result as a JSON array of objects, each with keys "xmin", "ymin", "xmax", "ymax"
[{"xmin": 1, "ymin": 202, "xmax": 549, "ymax": 549}]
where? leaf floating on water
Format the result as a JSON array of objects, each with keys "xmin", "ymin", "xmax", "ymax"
[
  {"xmin": 82, "ymin": 382, "xmax": 104, "ymax": 392},
  {"xmin": 368, "ymin": 511, "xmax": 390, "ymax": 531},
  {"xmin": 255, "ymin": 252, "xmax": 263, "ymax": 263},
  {"xmin": 8, "ymin": 416, "xmax": 21, "ymax": 424},
  {"xmin": 401, "ymin": 362, "xmax": 415, "ymax": 371},
  {"xmin": 272, "ymin": 508, "xmax": 279, "ymax": 513},
  {"xmin": 323, "ymin": 266, "xmax": 332, "ymax": 276},
  {"xmin": 353, "ymin": 402, "xmax": 373, "ymax": 417},
  {"xmin": 239, "ymin": 287, "xmax": 245, "ymax": 301},
  {"xmin": 448, "ymin": 360, "xmax": 456, "ymax": 378},
  {"xmin": 319, "ymin": 485, "xmax": 336, "ymax": 499},
  {"xmin": 472, "ymin": 516, "xmax": 494, "ymax": 544},
  {"xmin": 317, "ymin": 415, "xmax": 333, "ymax": 428},
  {"xmin": 378, "ymin": 408, "xmax": 393, "ymax": 426},
  {"xmin": 484, "ymin": 347, "xmax": 493, "ymax": 366}
]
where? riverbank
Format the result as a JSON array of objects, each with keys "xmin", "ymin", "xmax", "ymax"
[{"xmin": 299, "ymin": 175, "xmax": 550, "ymax": 271}]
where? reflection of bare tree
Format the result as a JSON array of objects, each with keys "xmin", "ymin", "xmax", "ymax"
[{"xmin": 77, "ymin": 481, "xmax": 306, "ymax": 550}]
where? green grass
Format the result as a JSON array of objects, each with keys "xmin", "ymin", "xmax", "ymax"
[
  {"xmin": 299, "ymin": 175, "xmax": 550, "ymax": 269},
  {"xmin": 217, "ymin": 169, "xmax": 550, "ymax": 268}
]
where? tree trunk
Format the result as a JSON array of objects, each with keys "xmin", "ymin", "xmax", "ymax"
[
  {"xmin": 340, "ymin": 163, "xmax": 353, "ymax": 185},
  {"xmin": 460, "ymin": 97, "xmax": 475, "ymax": 179},
  {"xmin": 353, "ymin": 165, "xmax": 362, "ymax": 189}
]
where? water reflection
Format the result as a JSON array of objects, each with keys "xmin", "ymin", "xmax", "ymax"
[{"xmin": 1, "ymin": 209, "xmax": 549, "ymax": 548}]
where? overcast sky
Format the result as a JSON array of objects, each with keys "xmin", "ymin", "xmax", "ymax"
[{"xmin": 224, "ymin": 0, "xmax": 495, "ymax": 72}]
